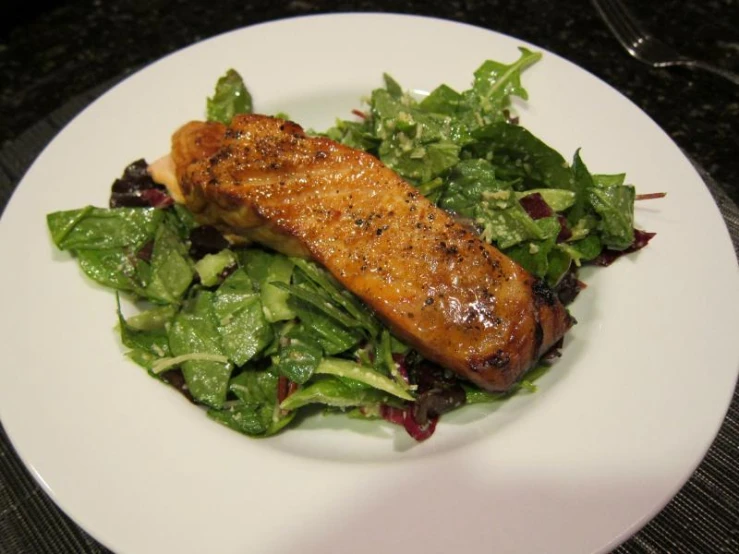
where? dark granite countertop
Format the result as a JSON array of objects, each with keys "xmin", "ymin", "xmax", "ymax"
[{"xmin": 0, "ymin": 1, "xmax": 737, "ymax": 553}]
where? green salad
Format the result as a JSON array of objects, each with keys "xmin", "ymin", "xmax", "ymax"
[{"xmin": 46, "ymin": 50, "xmax": 653, "ymax": 441}]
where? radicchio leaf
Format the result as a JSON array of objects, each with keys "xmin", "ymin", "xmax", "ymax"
[{"xmin": 592, "ymin": 229, "xmax": 656, "ymax": 267}]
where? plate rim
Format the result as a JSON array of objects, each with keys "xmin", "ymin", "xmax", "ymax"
[{"xmin": 1, "ymin": 11, "xmax": 738, "ymax": 554}]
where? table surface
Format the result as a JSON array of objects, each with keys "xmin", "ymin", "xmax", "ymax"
[{"xmin": 1, "ymin": 1, "xmax": 737, "ymax": 553}]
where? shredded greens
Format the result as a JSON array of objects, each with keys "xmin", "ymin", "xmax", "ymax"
[{"xmin": 47, "ymin": 53, "xmax": 650, "ymax": 442}]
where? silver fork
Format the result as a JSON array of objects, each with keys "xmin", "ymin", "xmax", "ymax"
[{"xmin": 592, "ymin": 0, "xmax": 739, "ymax": 85}]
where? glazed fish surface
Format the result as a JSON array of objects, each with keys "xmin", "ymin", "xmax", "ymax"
[{"xmin": 150, "ymin": 114, "xmax": 573, "ymax": 392}]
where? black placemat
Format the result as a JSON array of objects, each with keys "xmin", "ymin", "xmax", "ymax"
[{"xmin": 1, "ymin": 78, "xmax": 737, "ymax": 554}]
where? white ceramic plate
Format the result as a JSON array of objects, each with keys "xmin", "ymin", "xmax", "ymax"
[{"xmin": 1, "ymin": 13, "xmax": 737, "ymax": 554}]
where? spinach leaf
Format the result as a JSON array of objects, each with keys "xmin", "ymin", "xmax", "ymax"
[
  {"xmin": 206, "ymin": 69, "xmax": 253, "ymax": 124},
  {"xmin": 116, "ymin": 298, "xmax": 171, "ymax": 371},
  {"xmin": 76, "ymin": 249, "xmax": 146, "ymax": 294},
  {"xmin": 168, "ymin": 291, "xmax": 232, "ymax": 408},
  {"xmin": 593, "ymin": 173, "xmax": 626, "ymax": 187},
  {"xmin": 382, "ymin": 72, "xmax": 404, "ymax": 98},
  {"xmin": 195, "ymin": 249, "xmax": 237, "ymax": 287},
  {"xmin": 209, "ymin": 369, "xmax": 294, "ymax": 437},
  {"xmin": 169, "ymin": 204, "xmax": 198, "ymax": 237},
  {"xmin": 261, "ymin": 256, "xmax": 296, "ymax": 322},
  {"xmin": 441, "ymin": 159, "xmax": 561, "ymax": 250},
  {"xmin": 213, "ymin": 269, "xmax": 272, "ymax": 366},
  {"xmin": 125, "ymin": 304, "xmax": 178, "ymax": 331},
  {"xmin": 47, "ymin": 207, "xmax": 162, "ymax": 251},
  {"xmin": 471, "ymin": 123, "xmax": 572, "ymax": 190},
  {"xmin": 240, "ymin": 249, "xmax": 296, "ymax": 322},
  {"xmin": 144, "ymin": 221, "xmax": 194, "ymax": 304},
  {"xmin": 545, "ymin": 247, "xmax": 573, "ymax": 286},
  {"xmin": 275, "ymin": 330, "xmax": 323, "ymax": 384},
  {"xmin": 568, "ymin": 214, "xmax": 600, "ymax": 241}
]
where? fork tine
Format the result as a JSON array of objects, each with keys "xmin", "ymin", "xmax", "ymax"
[
  {"xmin": 592, "ymin": 0, "xmax": 643, "ymax": 53},
  {"xmin": 607, "ymin": 0, "xmax": 650, "ymax": 43}
]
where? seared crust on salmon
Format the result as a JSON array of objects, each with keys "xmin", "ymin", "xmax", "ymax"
[{"xmin": 150, "ymin": 114, "xmax": 573, "ymax": 392}]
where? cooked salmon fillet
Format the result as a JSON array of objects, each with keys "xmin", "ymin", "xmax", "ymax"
[{"xmin": 150, "ymin": 114, "xmax": 573, "ymax": 392}]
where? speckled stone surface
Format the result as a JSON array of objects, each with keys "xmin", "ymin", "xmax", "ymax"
[
  {"xmin": 1, "ymin": 0, "xmax": 737, "ymax": 204},
  {"xmin": 0, "ymin": 2, "xmax": 738, "ymax": 553}
]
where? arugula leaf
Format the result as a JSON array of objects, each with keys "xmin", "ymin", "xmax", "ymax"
[
  {"xmin": 463, "ymin": 386, "xmax": 509, "ymax": 404},
  {"xmin": 371, "ymin": 89, "xmax": 462, "ymax": 183},
  {"xmin": 464, "ymin": 364, "xmax": 550, "ymax": 403},
  {"xmin": 275, "ymin": 281, "xmax": 361, "ymax": 330},
  {"xmin": 517, "ymin": 189, "xmax": 576, "ymax": 212},
  {"xmin": 279, "ymin": 376, "xmax": 391, "ymax": 411},
  {"xmin": 418, "ymin": 49, "xmax": 542, "ymax": 133},
  {"xmin": 415, "ymin": 177, "xmax": 446, "ymax": 204},
  {"xmin": 503, "ymin": 217, "xmax": 561, "ymax": 277},
  {"xmin": 476, "ymin": 190, "xmax": 559, "ymax": 249},
  {"xmin": 419, "ymin": 84, "xmax": 476, "ymax": 127},
  {"xmin": 292, "ymin": 259, "xmax": 380, "ymax": 337},
  {"xmin": 566, "ymin": 149, "xmax": 596, "ymax": 225},
  {"xmin": 206, "ymin": 69, "xmax": 253, "ymax": 124},
  {"xmin": 440, "ymin": 158, "xmax": 506, "ymax": 217},
  {"xmin": 558, "ymin": 234, "xmax": 602, "ymax": 266},
  {"xmin": 261, "ymin": 257, "xmax": 296, "ymax": 322},
  {"xmin": 376, "ymin": 130, "xmax": 461, "ymax": 184},
  {"xmin": 378, "ymin": 329, "xmax": 410, "ymax": 391},
  {"xmin": 470, "ymin": 47, "xmax": 542, "ymax": 122},
  {"xmin": 588, "ymin": 181, "xmax": 636, "ymax": 250},
  {"xmin": 288, "ymin": 297, "xmax": 363, "ymax": 355},
  {"xmin": 322, "ymin": 118, "xmax": 378, "ymax": 151},
  {"xmin": 314, "ymin": 358, "xmax": 414, "ymax": 401}
]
